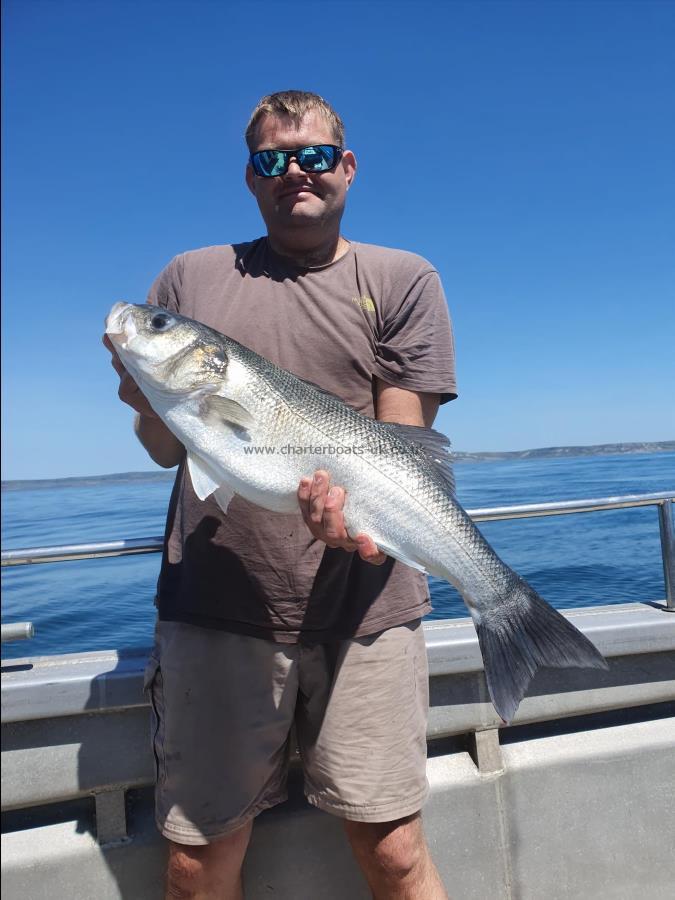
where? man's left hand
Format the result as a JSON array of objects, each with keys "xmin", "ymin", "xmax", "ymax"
[{"xmin": 297, "ymin": 470, "xmax": 387, "ymax": 565}]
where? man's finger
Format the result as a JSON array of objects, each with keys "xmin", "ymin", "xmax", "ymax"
[
  {"xmin": 103, "ymin": 337, "xmax": 127, "ymax": 377},
  {"xmin": 297, "ymin": 477, "xmax": 312, "ymax": 522},
  {"xmin": 103, "ymin": 336, "xmax": 125, "ymax": 371},
  {"xmin": 354, "ymin": 534, "xmax": 387, "ymax": 566},
  {"xmin": 110, "ymin": 355, "xmax": 126, "ymax": 377},
  {"xmin": 323, "ymin": 486, "xmax": 348, "ymax": 541},
  {"xmin": 309, "ymin": 470, "xmax": 330, "ymax": 525},
  {"xmin": 118, "ymin": 373, "xmax": 140, "ymax": 401}
]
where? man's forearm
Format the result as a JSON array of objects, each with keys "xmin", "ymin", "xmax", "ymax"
[{"xmin": 134, "ymin": 414, "xmax": 184, "ymax": 468}]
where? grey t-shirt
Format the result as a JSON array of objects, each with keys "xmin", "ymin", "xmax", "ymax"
[{"xmin": 149, "ymin": 238, "xmax": 457, "ymax": 642}]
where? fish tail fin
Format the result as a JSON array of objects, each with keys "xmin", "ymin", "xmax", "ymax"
[{"xmin": 473, "ymin": 583, "xmax": 608, "ymax": 723}]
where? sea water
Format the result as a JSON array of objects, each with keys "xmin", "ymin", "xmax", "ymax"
[{"xmin": 2, "ymin": 452, "xmax": 673, "ymax": 660}]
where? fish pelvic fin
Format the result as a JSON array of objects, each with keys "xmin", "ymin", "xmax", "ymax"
[
  {"xmin": 187, "ymin": 453, "xmax": 236, "ymax": 513},
  {"xmin": 187, "ymin": 452, "xmax": 221, "ymax": 500},
  {"xmin": 212, "ymin": 483, "xmax": 236, "ymax": 514},
  {"xmin": 473, "ymin": 583, "xmax": 608, "ymax": 724}
]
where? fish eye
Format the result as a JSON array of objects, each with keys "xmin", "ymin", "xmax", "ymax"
[{"xmin": 151, "ymin": 312, "xmax": 173, "ymax": 331}]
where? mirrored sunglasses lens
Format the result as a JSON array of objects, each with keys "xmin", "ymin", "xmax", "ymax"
[
  {"xmin": 297, "ymin": 145, "xmax": 336, "ymax": 172},
  {"xmin": 254, "ymin": 150, "xmax": 288, "ymax": 177}
]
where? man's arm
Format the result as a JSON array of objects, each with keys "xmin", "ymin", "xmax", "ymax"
[
  {"xmin": 297, "ymin": 380, "xmax": 441, "ymax": 563},
  {"xmin": 374, "ymin": 380, "xmax": 440, "ymax": 429},
  {"xmin": 134, "ymin": 413, "xmax": 184, "ymax": 469},
  {"xmin": 103, "ymin": 334, "xmax": 184, "ymax": 469}
]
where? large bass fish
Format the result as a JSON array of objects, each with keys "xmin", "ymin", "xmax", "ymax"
[{"xmin": 106, "ymin": 302, "xmax": 607, "ymax": 721}]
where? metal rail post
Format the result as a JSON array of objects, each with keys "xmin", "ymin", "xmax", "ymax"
[
  {"xmin": 658, "ymin": 500, "xmax": 675, "ymax": 610},
  {"xmin": 1, "ymin": 623, "xmax": 34, "ymax": 643}
]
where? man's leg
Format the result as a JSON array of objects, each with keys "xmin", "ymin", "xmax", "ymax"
[
  {"xmin": 165, "ymin": 821, "xmax": 253, "ymax": 900},
  {"xmin": 145, "ymin": 623, "xmax": 298, "ymax": 896},
  {"xmin": 297, "ymin": 620, "xmax": 446, "ymax": 896},
  {"xmin": 344, "ymin": 813, "xmax": 447, "ymax": 900}
]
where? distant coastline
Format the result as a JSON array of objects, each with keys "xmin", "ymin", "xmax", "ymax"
[
  {"xmin": 2, "ymin": 441, "xmax": 673, "ymax": 491},
  {"xmin": 452, "ymin": 440, "xmax": 675, "ymax": 463}
]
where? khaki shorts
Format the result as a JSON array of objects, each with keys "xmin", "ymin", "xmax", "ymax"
[{"xmin": 144, "ymin": 619, "xmax": 429, "ymax": 845}]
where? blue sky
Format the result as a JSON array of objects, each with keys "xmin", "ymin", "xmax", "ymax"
[{"xmin": 2, "ymin": 0, "xmax": 674, "ymax": 480}]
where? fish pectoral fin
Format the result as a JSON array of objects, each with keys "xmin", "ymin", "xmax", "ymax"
[
  {"xmin": 200, "ymin": 394, "xmax": 254, "ymax": 431},
  {"xmin": 187, "ymin": 453, "xmax": 224, "ymax": 501}
]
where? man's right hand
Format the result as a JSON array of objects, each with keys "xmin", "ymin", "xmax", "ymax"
[{"xmin": 103, "ymin": 333, "xmax": 184, "ymax": 468}]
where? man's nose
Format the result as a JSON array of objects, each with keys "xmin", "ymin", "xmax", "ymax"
[{"xmin": 285, "ymin": 157, "xmax": 305, "ymax": 176}]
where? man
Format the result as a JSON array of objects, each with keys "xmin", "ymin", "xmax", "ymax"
[{"xmin": 105, "ymin": 91, "xmax": 456, "ymax": 899}]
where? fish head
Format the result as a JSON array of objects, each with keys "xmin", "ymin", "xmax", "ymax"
[{"xmin": 105, "ymin": 302, "xmax": 228, "ymax": 395}]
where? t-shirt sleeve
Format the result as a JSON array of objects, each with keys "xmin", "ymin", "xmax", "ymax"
[
  {"xmin": 373, "ymin": 269, "xmax": 458, "ymax": 403},
  {"xmin": 146, "ymin": 255, "xmax": 183, "ymax": 313}
]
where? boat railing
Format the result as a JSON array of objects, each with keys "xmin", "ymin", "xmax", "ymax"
[{"xmin": 2, "ymin": 490, "xmax": 674, "ymax": 616}]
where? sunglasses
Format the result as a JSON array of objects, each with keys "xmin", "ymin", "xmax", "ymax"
[{"xmin": 249, "ymin": 144, "xmax": 343, "ymax": 178}]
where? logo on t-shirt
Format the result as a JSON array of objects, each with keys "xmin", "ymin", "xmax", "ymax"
[{"xmin": 352, "ymin": 295, "xmax": 376, "ymax": 314}]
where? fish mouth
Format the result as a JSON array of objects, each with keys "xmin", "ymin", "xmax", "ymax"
[{"xmin": 105, "ymin": 302, "xmax": 136, "ymax": 346}]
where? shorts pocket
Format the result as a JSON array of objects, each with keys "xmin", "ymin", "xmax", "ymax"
[{"xmin": 144, "ymin": 654, "xmax": 167, "ymax": 786}]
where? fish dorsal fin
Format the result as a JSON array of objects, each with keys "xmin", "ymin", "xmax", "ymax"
[
  {"xmin": 200, "ymin": 394, "xmax": 255, "ymax": 430},
  {"xmin": 187, "ymin": 452, "xmax": 222, "ymax": 501},
  {"xmin": 293, "ymin": 372, "xmax": 456, "ymax": 493},
  {"xmin": 386, "ymin": 423, "xmax": 455, "ymax": 494}
]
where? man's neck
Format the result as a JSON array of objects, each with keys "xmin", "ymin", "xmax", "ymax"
[{"xmin": 266, "ymin": 233, "xmax": 350, "ymax": 269}]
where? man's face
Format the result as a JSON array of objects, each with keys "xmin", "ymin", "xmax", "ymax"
[{"xmin": 246, "ymin": 111, "xmax": 356, "ymax": 236}]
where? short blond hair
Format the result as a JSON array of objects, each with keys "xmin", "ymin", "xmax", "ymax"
[{"xmin": 245, "ymin": 90, "xmax": 345, "ymax": 151}]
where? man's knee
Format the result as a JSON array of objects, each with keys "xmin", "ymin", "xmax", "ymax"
[
  {"xmin": 167, "ymin": 845, "xmax": 206, "ymax": 898},
  {"xmin": 344, "ymin": 812, "xmax": 426, "ymax": 880},
  {"xmin": 166, "ymin": 822, "xmax": 252, "ymax": 898}
]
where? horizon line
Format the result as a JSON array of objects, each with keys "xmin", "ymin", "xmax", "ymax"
[{"xmin": 2, "ymin": 440, "xmax": 673, "ymax": 488}]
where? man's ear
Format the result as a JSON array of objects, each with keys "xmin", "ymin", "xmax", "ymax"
[
  {"xmin": 342, "ymin": 150, "xmax": 357, "ymax": 190},
  {"xmin": 245, "ymin": 163, "xmax": 257, "ymax": 196}
]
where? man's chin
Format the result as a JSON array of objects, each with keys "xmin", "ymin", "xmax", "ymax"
[
  {"xmin": 273, "ymin": 206, "xmax": 326, "ymax": 225},
  {"xmin": 275, "ymin": 194, "xmax": 321, "ymax": 213}
]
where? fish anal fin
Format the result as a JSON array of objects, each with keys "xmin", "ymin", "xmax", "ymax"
[{"xmin": 375, "ymin": 542, "xmax": 429, "ymax": 575}]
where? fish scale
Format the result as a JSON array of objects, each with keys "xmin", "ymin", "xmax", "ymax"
[{"xmin": 106, "ymin": 301, "xmax": 609, "ymax": 722}]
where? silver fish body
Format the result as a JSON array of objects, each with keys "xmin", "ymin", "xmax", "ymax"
[{"xmin": 106, "ymin": 302, "xmax": 608, "ymax": 721}]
